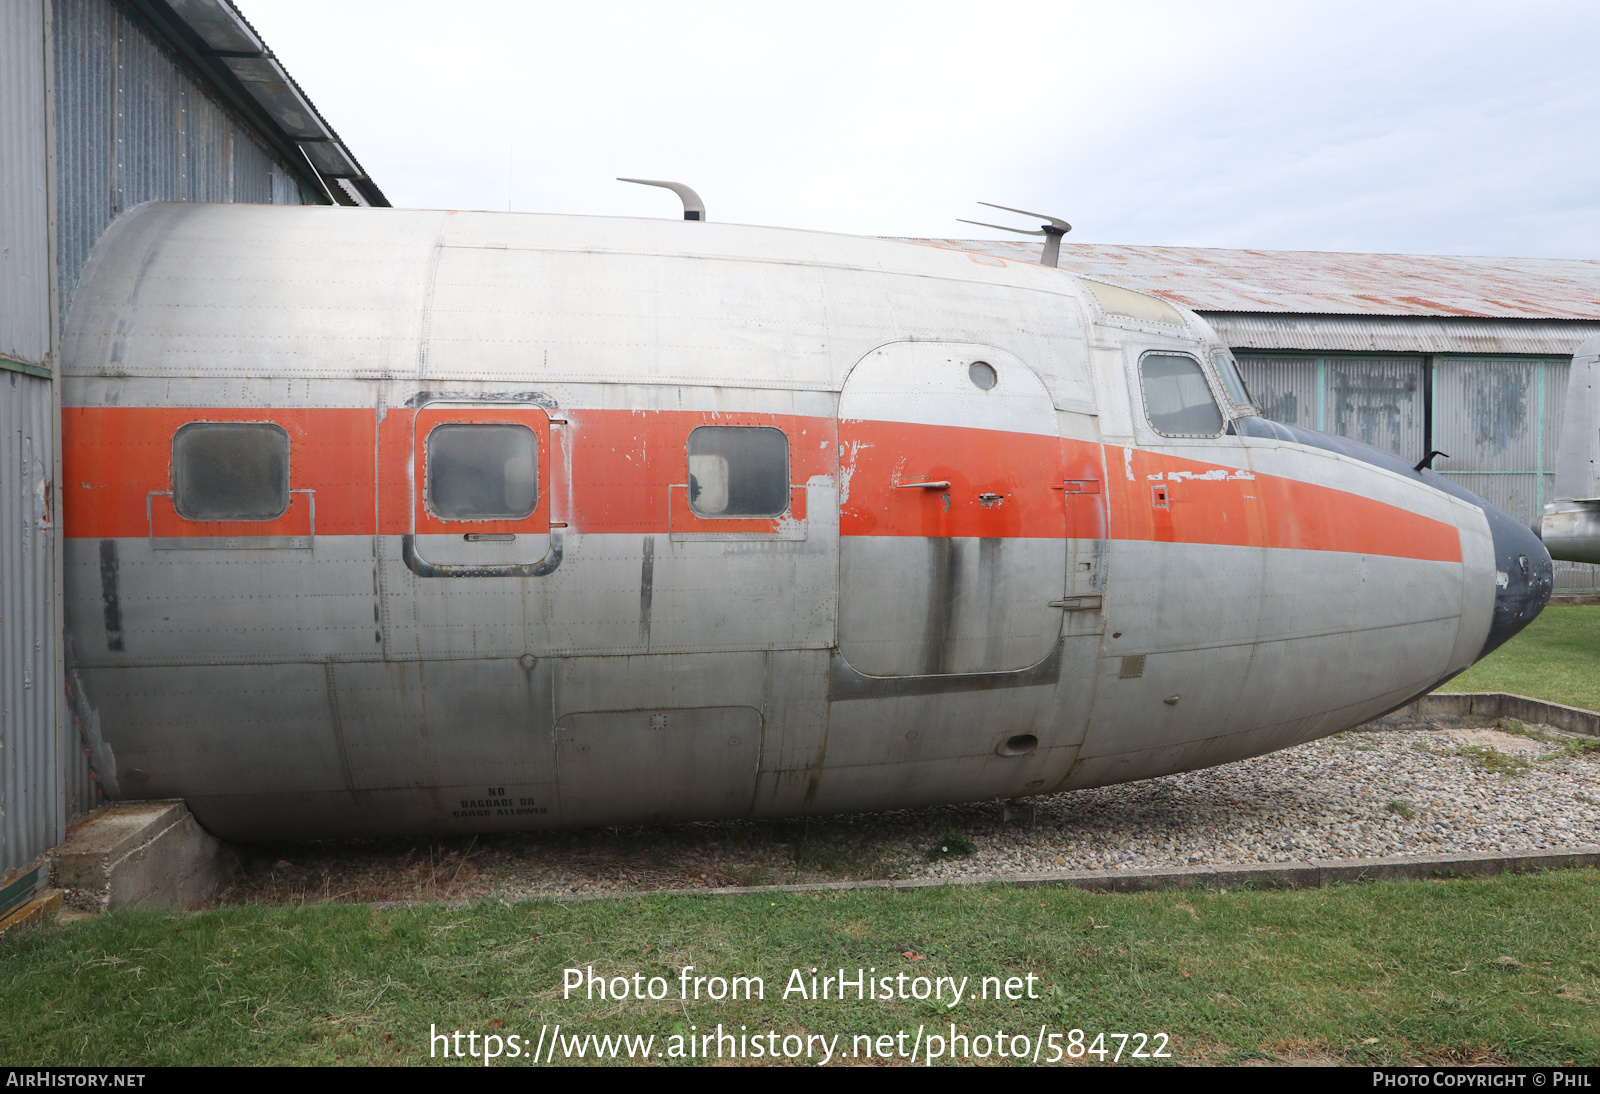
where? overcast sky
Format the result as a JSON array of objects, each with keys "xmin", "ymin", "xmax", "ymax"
[{"xmin": 243, "ymin": 1, "xmax": 1600, "ymax": 259}]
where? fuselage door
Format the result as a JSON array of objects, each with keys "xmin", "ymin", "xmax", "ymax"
[
  {"xmin": 836, "ymin": 343, "xmax": 1068, "ymax": 676},
  {"xmin": 408, "ymin": 402, "xmax": 553, "ymax": 574}
]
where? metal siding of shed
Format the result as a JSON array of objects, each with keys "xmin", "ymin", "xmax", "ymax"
[
  {"xmin": 0, "ymin": 0, "xmax": 53, "ymax": 368},
  {"xmin": 0, "ymin": 0, "xmax": 63, "ymax": 879},
  {"xmin": 1433, "ymin": 360, "xmax": 1542, "ymax": 531},
  {"xmin": 270, "ymin": 160, "xmax": 297, "ymax": 205},
  {"xmin": 231, "ymin": 123, "xmax": 272, "ymax": 203},
  {"xmin": 1325, "ymin": 357, "xmax": 1423, "ymax": 459},
  {"xmin": 181, "ymin": 82, "xmax": 228, "ymax": 202},
  {"xmin": 51, "ymin": 0, "xmax": 116, "ymax": 320},
  {"xmin": 1554, "ymin": 561, "xmax": 1600, "ymax": 590},
  {"xmin": 1238, "ymin": 356, "xmax": 1320, "ymax": 432},
  {"xmin": 115, "ymin": 13, "xmax": 170, "ymax": 210},
  {"xmin": 1544, "ymin": 360, "xmax": 1571, "ymax": 469},
  {"xmin": 52, "ymin": 0, "xmax": 305, "ymax": 315},
  {"xmin": 1240, "ymin": 355, "xmax": 1422, "ymax": 460},
  {"xmin": 0, "ymin": 372, "xmax": 60, "ymax": 878}
]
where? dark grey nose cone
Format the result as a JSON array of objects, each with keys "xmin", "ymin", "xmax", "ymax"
[
  {"xmin": 1234, "ymin": 417, "xmax": 1552, "ymax": 660},
  {"xmin": 1476, "ymin": 500, "xmax": 1553, "ymax": 658}
]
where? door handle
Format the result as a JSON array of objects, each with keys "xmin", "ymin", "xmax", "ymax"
[{"xmin": 896, "ymin": 481, "xmax": 951, "ymax": 489}]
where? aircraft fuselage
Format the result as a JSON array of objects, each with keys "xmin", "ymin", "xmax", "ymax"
[{"xmin": 58, "ymin": 203, "xmax": 1551, "ymax": 839}]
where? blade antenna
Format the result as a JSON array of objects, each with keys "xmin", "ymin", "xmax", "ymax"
[
  {"xmin": 957, "ymin": 202, "xmax": 1072, "ymax": 267},
  {"xmin": 618, "ymin": 178, "xmax": 706, "ymax": 221}
]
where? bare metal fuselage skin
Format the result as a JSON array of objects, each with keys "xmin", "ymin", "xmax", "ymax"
[{"xmin": 60, "ymin": 204, "xmax": 1551, "ymax": 840}]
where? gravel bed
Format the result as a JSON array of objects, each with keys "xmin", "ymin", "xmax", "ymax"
[{"xmin": 223, "ymin": 718, "xmax": 1600, "ymax": 906}]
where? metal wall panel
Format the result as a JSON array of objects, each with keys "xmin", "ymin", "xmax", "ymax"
[
  {"xmin": 1238, "ymin": 356, "xmax": 1319, "ymax": 431},
  {"xmin": 230, "ymin": 122, "xmax": 272, "ymax": 203},
  {"xmin": 0, "ymin": 0, "xmax": 62, "ymax": 879},
  {"xmin": 1432, "ymin": 358, "xmax": 1545, "ymax": 528},
  {"xmin": 0, "ymin": 0, "xmax": 53, "ymax": 368},
  {"xmin": 270, "ymin": 161, "xmax": 297, "ymax": 205},
  {"xmin": 114, "ymin": 13, "xmax": 182, "ymax": 211},
  {"xmin": 0, "ymin": 372, "xmax": 60, "ymax": 878},
  {"xmin": 181, "ymin": 83, "xmax": 228, "ymax": 202},
  {"xmin": 52, "ymin": 0, "xmax": 116, "ymax": 317},
  {"xmin": 1554, "ymin": 560, "xmax": 1600, "ymax": 591},
  {"xmin": 1544, "ymin": 360, "xmax": 1571, "ymax": 469},
  {"xmin": 51, "ymin": 0, "xmax": 306, "ymax": 313},
  {"xmin": 1326, "ymin": 357, "xmax": 1423, "ymax": 459},
  {"xmin": 1238, "ymin": 355, "xmax": 1422, "ymax": 459},
  {"xmin": 1433, "ymin": 359, "xmax": 1541, "ymax": 475}
]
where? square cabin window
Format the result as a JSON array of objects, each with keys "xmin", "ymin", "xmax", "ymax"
[
  {"xmin": 1140, "ymin": 353, "xmax": 1225, "ymax": 437},
  {"xmin": 426, "ymin": 423, "xmax": 538, "ymax": 520},
  {"xmin": 687, "ymin": 426, "xmax": 789, "ymax": 518},
  {"xmin": 171, "ymin": 422, "xmax": 290, "ymax": 521}
]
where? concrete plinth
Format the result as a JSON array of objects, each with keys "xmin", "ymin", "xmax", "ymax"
[
  {"xmin": 1383, "ymin": 692, "xmax": 1600, "ymax": 738},
  {"xmin": 49, "ymin": 800, "xmax": 229, "ymax": 912}
]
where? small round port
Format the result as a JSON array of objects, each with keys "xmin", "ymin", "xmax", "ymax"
[{"xmin": 997, "ymin": 734, "xmax": 1038, "ymax": 757}]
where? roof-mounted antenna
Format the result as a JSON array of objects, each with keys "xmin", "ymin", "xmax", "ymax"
[
  {"xmin": 956, "ymin": 202, "xmax": 1071, "ymax": 268},
  {"xmin": 617, "ymin": 178, "xmax": 706, "ymax": 221}
]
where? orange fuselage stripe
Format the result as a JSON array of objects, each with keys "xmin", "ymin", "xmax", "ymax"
[
  {"xmin": 1106, "ymin": 445, "xmax": 1461, "ymax": 562},
  {"xmin": 61, "ymin": 406, "xmax": 1462, "ymax": 563}
]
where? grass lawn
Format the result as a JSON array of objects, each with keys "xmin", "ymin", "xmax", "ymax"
[
  {"xmin": 2, "ymin": 871, "xmax": 1597, "ymax": 1066},
  {"xmin": 1440, "ymin": 605, "xmax": 1600, "ymax": 711}
]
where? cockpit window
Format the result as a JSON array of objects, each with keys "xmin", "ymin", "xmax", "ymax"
[
  {"xmin": 426, "ymin": 423, "xmax": 538, "ymax": 520},
  {"xmin": 688, "ymin": 426, "xmax": 789, "ymax": 517},
  {"xmin": 1212, "ymin": 350, "xmax": 1256, "ymax": 412},
  {"xmin": 172, "ymin": 422, "xmax": 290, "ymax": 521},
  {"xmin": 1140, "ymin": 353, "xmax": 1224, "ymax": 437}
]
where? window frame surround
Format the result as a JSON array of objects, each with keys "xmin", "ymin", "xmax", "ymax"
[
  {"xmin": 170, "ymin": 419, "xmax": 292, "ymax": 522},
  {"xmin": 423, "ymin": 420, "xmax": 540, "ymax": 523},
  {"xmin": 685, "ymin": 424, "xmax": 792, "ymax": 520},
  {"xmin": 1135, "ymin": 349, "xmax": 1229, "ymax": 440}
]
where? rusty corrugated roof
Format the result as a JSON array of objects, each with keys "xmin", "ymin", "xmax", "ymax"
[{"xmin": 902, "ymin": 238, "xmax": 1600, "ymax": 321}]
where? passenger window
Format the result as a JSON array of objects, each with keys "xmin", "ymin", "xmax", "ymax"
[
  {"xmin": 1212, "ymin": 350, "xmax": 1256, "ymax": 411},
  {"xmin": 1140, "ymin": 353, "xmax": 1224, "ymax": 436},
  {"xmin": 172, "ymin": 422, "xmax": 290, "ymax": 521},
  {"xmin": 688, "ymin": 426, "xmax": 789, "ymax": 517},
  {"xmin": 426, "ymin": 423, "xmax": 538, "ymax": 520}
]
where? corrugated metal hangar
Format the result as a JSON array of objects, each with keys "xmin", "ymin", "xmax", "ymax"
[
  {"xmin": 2, "ymin": 0, "xmax": 1598, "ymax": 888},
  {"xmin": 0, "ymin": 0, "xmax": 387, "ymax": 883}
]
